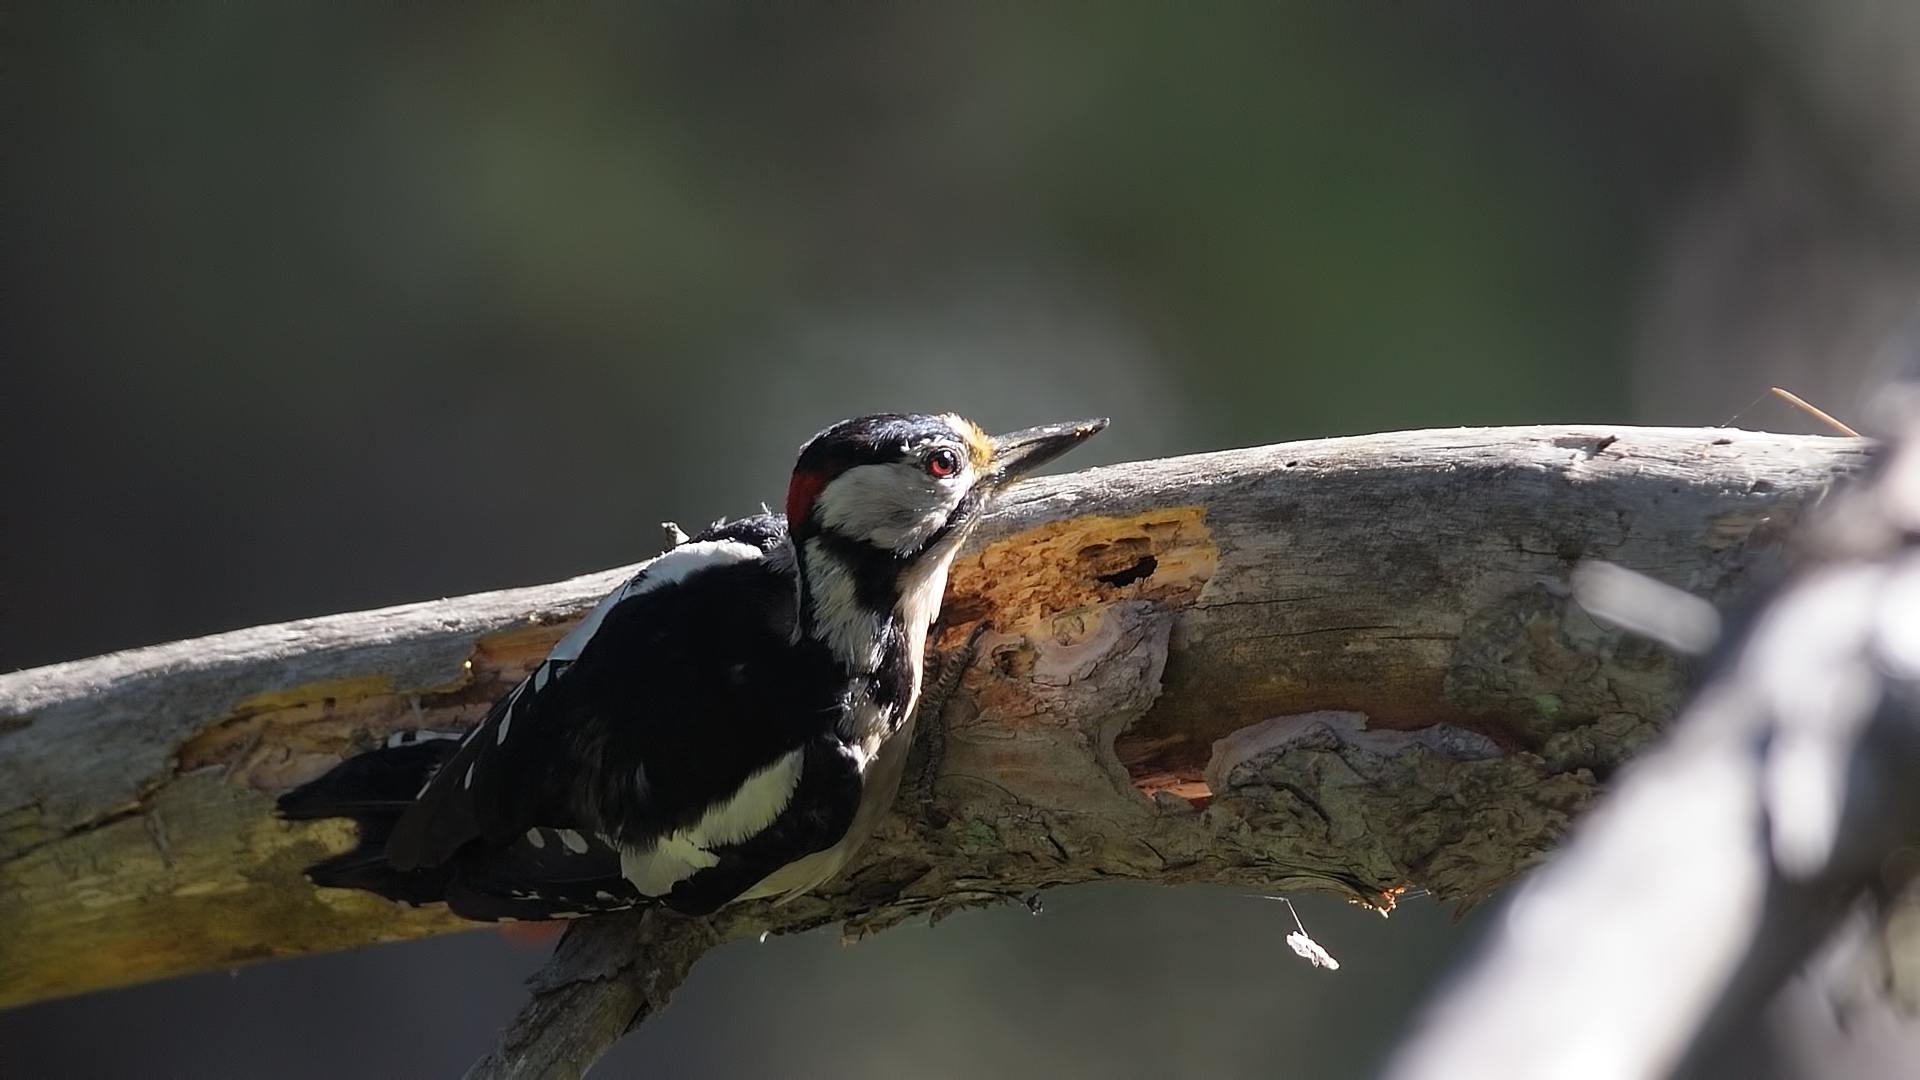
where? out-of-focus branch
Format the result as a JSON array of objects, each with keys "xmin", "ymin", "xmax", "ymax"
[
  {"xmin": 0, "ymin": 427, "xmax": 1869, "ymax": 1050},
  {"xmin": 1387, "ymin": 352, "xmax": 1920, "ymax": 1080}
]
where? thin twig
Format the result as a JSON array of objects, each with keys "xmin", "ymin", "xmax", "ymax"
[{"xmin": 1770, "ymin": 386, "xmax": 1862, "ymax": 437}]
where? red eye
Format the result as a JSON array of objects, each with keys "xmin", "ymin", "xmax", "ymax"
[{"xmin": 926, "ymin": 448, "xmax": 961, "ymax": 478}]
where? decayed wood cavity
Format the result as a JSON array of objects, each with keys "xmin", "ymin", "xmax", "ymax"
[{"xmin": 938, "ymin": 508, "xmax": 1218, "ymax": 803}]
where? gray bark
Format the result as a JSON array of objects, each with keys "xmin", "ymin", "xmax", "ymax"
[{"xmin": 1388, "ymin": 389, "xmax": 1920, "ymax": 1079}]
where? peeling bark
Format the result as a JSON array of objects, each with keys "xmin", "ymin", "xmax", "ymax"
[{"xmin": 0, "ymin": 426, "xmax": 1870, "ymax": 1021}]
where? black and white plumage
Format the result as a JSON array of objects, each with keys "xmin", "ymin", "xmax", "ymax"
[{"xmin": 279, "ymin": 412, "xmax": 1106, "ymax": 921}]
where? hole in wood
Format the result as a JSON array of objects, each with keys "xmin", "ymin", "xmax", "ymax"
[
  {"xmin": 1096, "ymin": 554, "xmax": 1158, "ymax": 587},
  {"xmin": 1115, "ymin": 730, "xmax": 1213, "ymax": 808}
]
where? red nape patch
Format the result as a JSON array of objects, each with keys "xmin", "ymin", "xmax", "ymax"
[{"xmin": 787, "ymin": 467, "xmax": 829, "ymax": 525}]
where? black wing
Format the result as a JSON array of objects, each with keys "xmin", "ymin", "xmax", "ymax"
[
  {"xmin": 345, "ymin": 516, "xmax": 861, "ymax": 917},
  {"xmin": 390, "ymin": 540, "xmax": 824, "ymax": 855}
]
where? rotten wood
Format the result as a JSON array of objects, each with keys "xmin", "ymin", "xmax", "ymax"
[{"xmin": 0, "ymin": 426, "xmax": 1871, "ymax": 1019}]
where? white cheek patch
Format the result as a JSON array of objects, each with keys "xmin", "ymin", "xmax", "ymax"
[{"xmin": 813, "ymin": 462, "xmax": 971, "ymax": 554}]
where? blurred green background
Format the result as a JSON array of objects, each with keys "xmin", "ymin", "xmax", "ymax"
[{"xmin": 6, "ymin": 3, "xmax": 1916, "ymax": 1077}]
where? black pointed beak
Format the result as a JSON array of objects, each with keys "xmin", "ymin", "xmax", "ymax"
[{"xmin": 989, "ymin": 418, "xmax": 1109, "ymax": 485}]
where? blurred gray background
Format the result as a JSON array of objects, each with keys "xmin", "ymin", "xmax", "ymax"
[{"xmin": 5, "ymin": 3, "xmax": 1917, "ymax": 1077}]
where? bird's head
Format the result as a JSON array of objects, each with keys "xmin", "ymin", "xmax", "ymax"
[{"xmin": 786, "ymin": 413, "xmax": 1108, "ymax": 557}]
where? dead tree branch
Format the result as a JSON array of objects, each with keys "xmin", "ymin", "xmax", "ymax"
[{"xmin": 0, "ymin": 426, "xmax": 1871, "ymax": 1048}]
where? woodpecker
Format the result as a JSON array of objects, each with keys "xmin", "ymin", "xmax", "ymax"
[{"xmin": 279, "ymin": 413, "xmax": 1106, "ymax": 920}]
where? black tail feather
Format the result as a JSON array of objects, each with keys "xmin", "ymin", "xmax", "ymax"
[
  {"xmin": 305, "ymin": 848, "xmax": 454, "ymax": 907},
  {"xmin": 277, "ymin": 738, "xmax": 460, "ymax": 818},
  {"xmin": 279, "ymin": 737, "xmax": 463, "ymax": 905},
  {"xmin": 280, "ymin": 733, "xmax": 652, "ymax": 921}
]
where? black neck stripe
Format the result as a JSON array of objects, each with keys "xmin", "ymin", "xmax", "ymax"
[{"xmin": 807, "ymin": 530, "xmax": 908, "ymax": 620}]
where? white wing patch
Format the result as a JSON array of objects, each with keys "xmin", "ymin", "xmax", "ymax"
[
  {"xmin": 551, "ymin": 539, "xmax": 766, "ymax": 664},
  {"xmin": 383, "ymin": 730, "xmax": 464, "ymax": 749},
  {"xmin": 473, "ymin": 537, "xmax": 766, "ymax": 760},
  {"xmin": 617, "ymin": 748, "xmax": 806, "ymax": 896},
  {"xmin": 494, "ymin": 682, "xmax": 528, "ymax": 744},
  {"xmin": 621, "ymin": 835, "xmax": 721, "ymax": 896},
  {"xmin": 738, "ymin": 714, "xmax": 919, "ymax": 905}
]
